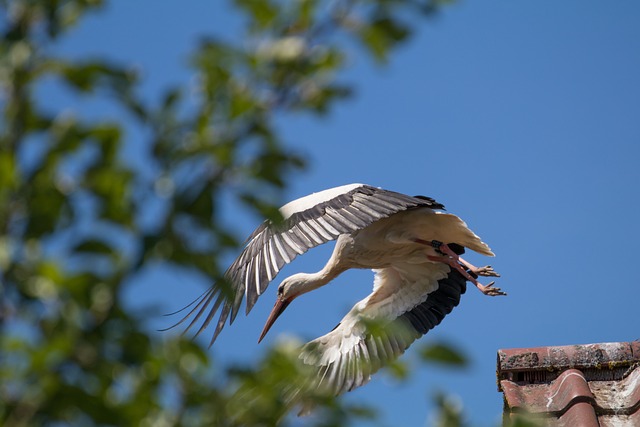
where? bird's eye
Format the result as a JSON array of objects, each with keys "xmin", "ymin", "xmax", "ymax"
[{"xmin": 277, "ymin": 287, "xmax": 283, "ymax": 295}]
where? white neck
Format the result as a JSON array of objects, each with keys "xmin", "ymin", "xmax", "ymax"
[{"xmin": 289, "ymin": 266, "xmax": 343, "ymax": 298}]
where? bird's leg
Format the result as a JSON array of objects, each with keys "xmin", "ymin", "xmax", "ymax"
[{"xmin": 412, "ymin": 239, "xmax": 506, "ymax": 297}]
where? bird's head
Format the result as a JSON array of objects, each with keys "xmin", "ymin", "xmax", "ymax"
[{"xmin": 258, "ymin": 273, "xmax": 310, "ymax": 343}]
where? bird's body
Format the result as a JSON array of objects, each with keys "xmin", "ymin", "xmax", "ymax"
[
  {"xmin": 340, "ymin": 207, "xmax": 494, "ymax": 267},
  {"xmin": 172, "ymin": 183, "xmax": 503, "ymax": 398}
]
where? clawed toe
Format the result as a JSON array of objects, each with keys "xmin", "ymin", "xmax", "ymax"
[{"xmin": 474, "ymin": 265, "xmax": 501, "ymax": 278}]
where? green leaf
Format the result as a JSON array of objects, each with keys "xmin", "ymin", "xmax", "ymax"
[
  {"xmin": 234, "ymin": 0, "xmax": 279, "ymax": 30},
  {"xmin": 505, "ymin": 414, "xmax": 546, "ymax": 427},
  {"xmin": 73, "ymin": 239, "xmax": 114, "ymax": 255},
  {"xmin": 385, "ymin": 359, "xmax": 410, "ymax": 380},
  {"xmin": 0, "ymin": 151, "xmax": 18, "ymax": 189},
  {"xmin": 359, "ymin": 16, "xmax": 412, "ymax": 62},
  {"xmin": 420, "ymin": 342, "xmax": 468, "ymax": 367},
  {"xmin": 55, "ymin": 60, "xmax": 136, "ymax": 94},
  {"xmin": 24, "ymin": 183, "xmax": 68, "ymax": 238},
  {"xmin": 432, "ymin": 391, "xmax": 465, "ymax": 427}
]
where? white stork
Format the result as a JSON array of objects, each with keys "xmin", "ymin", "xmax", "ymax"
[{"xmin": 173, "ymin": 183, "xmax": 503, "ymax": 396}]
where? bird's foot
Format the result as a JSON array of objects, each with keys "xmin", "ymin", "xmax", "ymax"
[
  {"xmin": 469, "ymin": 265, "xmax": 500, "ymax": 278},
  {"xmin": 477, "ymin": 281, "xmax": 507, "ymax": 296}
]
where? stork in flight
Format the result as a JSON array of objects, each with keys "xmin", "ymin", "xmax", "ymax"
[{"xmin": 173, "ymin": 183, "xmax": 503, "ymax": 396}]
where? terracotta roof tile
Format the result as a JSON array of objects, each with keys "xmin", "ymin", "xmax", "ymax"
[
  {"xmin": 497, "ymin": 341, "xmax": 640, "ymax": 426},
  {"xmin": 557, "ymin": 400, "xmax": 599, "ymax": 427}
]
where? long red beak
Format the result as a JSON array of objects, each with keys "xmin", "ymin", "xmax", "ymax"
[{"xmin": 258, "ymin": 297, "xmax": 291, "ymax": 343}]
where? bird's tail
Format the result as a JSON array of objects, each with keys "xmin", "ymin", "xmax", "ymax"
[{"xmin": 431, "ymin": 212, "xmax": 494, "ymax": 256}]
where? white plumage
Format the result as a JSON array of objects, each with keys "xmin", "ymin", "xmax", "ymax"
[
  {"xmin": 172, "ymin": 183, "xmax": 504, "ymax": 397},
  {"xmin": 279, "ymin": 183, "xmax": 364, "ymax": 219}
]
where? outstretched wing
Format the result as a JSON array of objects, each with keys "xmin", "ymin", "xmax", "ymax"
[
  {"xmin": 173, "ymin": 183, "xmax": 444, "ymax": 345},
  {"xmin": 299, "ymin": 264, "xmax": 467, "ymax": 396}
]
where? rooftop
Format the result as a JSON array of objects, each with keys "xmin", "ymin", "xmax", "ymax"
[{"xmin": 497, "ymin": 341, "xmax": 640, "ymax": 426}]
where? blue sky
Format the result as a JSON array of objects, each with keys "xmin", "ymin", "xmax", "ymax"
[{"xmin": 52, "ymin": 1, "xmax": 640, "ymax": 426}]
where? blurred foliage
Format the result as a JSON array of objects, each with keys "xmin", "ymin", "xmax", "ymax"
[
  {"xmin": 431, "ymin": 392, "xmax": 466, "ymax": 427},
  {"xmin": 420, "ymin": 341, "xmax": 468, "ymax": 367},
  {"xmin": 0, "ymin": 0, "xmax": 503, "ymax": 426},
  {"xmin": 501, "ymin": 413, "xmax": 545, "ymax": 427}
]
